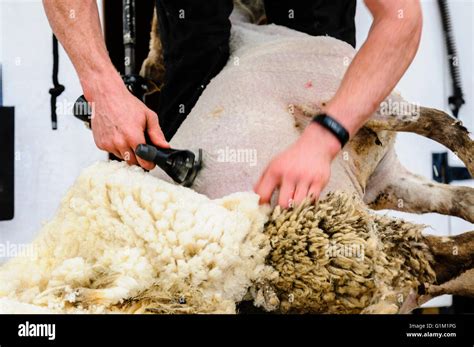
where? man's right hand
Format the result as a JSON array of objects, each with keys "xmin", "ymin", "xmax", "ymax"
[
  {"xmin": 86, "ymin": 81, "xmax": 170, "ymax": 171},
  {"xmin": 43, "ymin": 0, "xmax": 169, "ymax": 170}
]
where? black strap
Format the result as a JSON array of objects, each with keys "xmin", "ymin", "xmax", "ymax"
[
  {"xmin": 49, "ymin": 34, "xmax": 65, "ymax": 130},
  {"xmin": 312, "ymin": 114, "xmax": 350, "ymax": 148}
]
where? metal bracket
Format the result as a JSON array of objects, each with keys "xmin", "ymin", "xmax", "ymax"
[{"xmin": 432, "ymin": 152, "xmax": 471, "ymax": 184}]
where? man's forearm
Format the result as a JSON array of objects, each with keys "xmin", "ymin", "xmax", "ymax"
[
  {"xmin": 43, "ymin": 0, "xmax": 123, "ymax": 98},
  {"xmin": 43, "ymin": 0, "xmax": 169, "ymax": 169},
  {"xmin": 321, "ymin": 0, "xmax": 422, "ymax": 138}
]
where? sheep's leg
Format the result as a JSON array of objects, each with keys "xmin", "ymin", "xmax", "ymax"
[
  {"xmin": 364, "ymin": 148, "xmax": 474, "ymax": 223},
  {"xmin": 427, "ymin": 269, "xmax": 474, "ymax": 298},
  {"xmin": 366, "ymin": 105, "xmax": 474, "ymax": 176},
  {"xmin": 424, "ymin": 231, "xmax": 474, "ymax": 284},
  {"xmin": 398, "ymin": 231, "xmax": 474, "ymax": 313},
  {"xmin": 390, "ymin": 268, "xmax": 474, "ymax": 313}
]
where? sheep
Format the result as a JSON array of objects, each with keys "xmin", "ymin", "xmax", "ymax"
[
  {"xmin": 141, "ymin": 4, "xmax": 474, "ymax": 312},
  {"xmin": 0, "ymin": 160, "xmax": 472, "ymax": 314},
  {"xmin": 115, "ymin": 0, "xmax": 474, "ymax": 312},
  {"xmin": 1, "ymin": 1, "xmax": 472, "ymax": 314}
]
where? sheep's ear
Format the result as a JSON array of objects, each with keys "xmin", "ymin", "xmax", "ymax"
[
  {"xmin": 235, "ymin": 0, "xmax": 267, "ymax": 24},
  {"xmin": 142, "ymin": 79, "xmax": 160, "ymax": 96},
  {"xmin": 140, "ymin": 9, "xmax": 165, "ymax": 88}
]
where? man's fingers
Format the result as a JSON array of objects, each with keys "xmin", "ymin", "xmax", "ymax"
[
  {"xmin": 135, "ymin": 154, "xmax": 156, "ymax": 171},
  {"xmin": 278, "ymin": 180, "xmax": 296, "ymax": 208},
  {"xmin": 128, "ymin": 134, "xmax": 157, "ymax": 171},
  {"xmin": 293, "ymin": 181, "xmax": 310, "ymax": 206},
  {"xmin": 115, "ymin": 137, "xmax": 137, "ymax": 166},
  {"xmin": 146, "ymin": 111, "xmax": 170, "ymax": 149},
  {"xmin": 108, "ymin": 148, "xmax": 122, "ymax": 160},
  {"xmin": 119, "ymin": 147, "xmax": 138, "ymax": 166},
  {"xmin": 308, "ymin": 183, "xmax": 322, "ymax": 203},
  {"xmin": 254, "ymin": 169, "xmax": 279, "ymax": 204},
  {"xmin": 96, "ymin": 139, "xmax": 121, "ymax": 160},
  {"xmin": 127, "ymin": 149, "xmax": 139, "ymax": 166}
]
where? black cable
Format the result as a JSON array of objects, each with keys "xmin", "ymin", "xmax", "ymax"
[
  {"xmin": 438, "ymin": 0, "xmax": 465, "ymax": 118},
  {"xmin": 49, "ymin": 34, "xmax": 65, "ymax": 130},
  {"xmin": 123, "ymin": 0, "xmax": 136, "ymax": 76}
]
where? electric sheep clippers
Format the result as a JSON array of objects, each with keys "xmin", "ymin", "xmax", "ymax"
[
  {"xmin": 73, "ymin": 96, "xmax": 203, "ymax": 187},
  {"xmin": 135, "ymin": 145, "xmax": 202, "ymax": 187},
  {"xmin": 72, "ymin": 0, "xmax": 203, "ymax": 187}
]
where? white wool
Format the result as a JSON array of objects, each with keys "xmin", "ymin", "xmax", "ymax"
[
  {"xmin": 0, "ymin": 298, "xmax": 56, "ymax": 314},
  {"xmin": 0, "ymin": 161, "xmax": 273, "ymax": 313}
]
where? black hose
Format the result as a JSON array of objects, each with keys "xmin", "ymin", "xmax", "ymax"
[{"xmin": 438, "ymin": 0, "xmax": 465, "ymax": 118}]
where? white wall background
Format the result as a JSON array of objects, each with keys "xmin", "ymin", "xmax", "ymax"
[
  {"xmin": 0, "ymin": 0, "xmax": 472, "ymax": 306},
  {"xmin": 0, "ymin": 0, "xmax": 106, "ymax": 253}
]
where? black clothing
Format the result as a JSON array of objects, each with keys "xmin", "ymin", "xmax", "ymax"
[{"xmin": 155, "ymin": 0, "xmax": 356, "ymax": 140}]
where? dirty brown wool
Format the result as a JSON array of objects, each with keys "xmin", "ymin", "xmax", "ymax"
[{"xmin": 262, "ymin": 193, "xmax": 436, "ymax": 314}]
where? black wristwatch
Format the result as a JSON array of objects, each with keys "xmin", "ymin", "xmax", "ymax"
[{"xmin": 312, "ymin": 114, "xmax": 350, "ymax": 148}]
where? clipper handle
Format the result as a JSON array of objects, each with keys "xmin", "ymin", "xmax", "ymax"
[{"xmin": 135, "ymin": 144, "xmax": 201, "ymax": 186}]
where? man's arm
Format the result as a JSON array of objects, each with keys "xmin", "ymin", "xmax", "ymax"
[
  {"xmin": 323, "ymin": 0, "xmax": 422, "ymax": 136},
  {"xmin": 255, "ymin": 0, "xmax": 422, "ymax": 208},
  {"xmin": 43, "ymin": 0, "xmax": 169, "ymax": 169}
]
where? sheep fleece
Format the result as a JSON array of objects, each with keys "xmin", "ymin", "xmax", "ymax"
[
  {"xmin": 0, "ymin": 161, "xmax": 437, "ymax": 314},
  {"xmin": 0, "ymin": 161, "xmax": 273, "ymax": 313}
]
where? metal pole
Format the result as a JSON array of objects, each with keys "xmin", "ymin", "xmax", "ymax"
[{"xmin": 123, "ymin": 0, "xmax": 136, "ymax": 75}]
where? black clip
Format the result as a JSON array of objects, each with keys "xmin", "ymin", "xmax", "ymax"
[{"xmin": 432, "ymin": 152, "xmax": 471, "ymax": 184}]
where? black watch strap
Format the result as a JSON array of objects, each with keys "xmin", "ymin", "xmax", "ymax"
[{"xmin": 312, "ymin": 114, "xmax": 350, "ymax": 147}]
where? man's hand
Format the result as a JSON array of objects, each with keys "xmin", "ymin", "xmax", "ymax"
[
  {"xmin": 254, "ymin": 0, "xmax": 422, "ymax": 208},
  {"xmin": 86, "ymin": 78, "xmax": 169, "ymax": 170},
  {"xmin": 43, "ymin": 0, "xmax": 169, "ymax": 170},
  {"xmin": 254, "ymin": 122, "xmax": 341, "ymax": 208}
]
